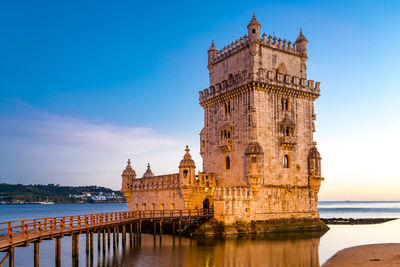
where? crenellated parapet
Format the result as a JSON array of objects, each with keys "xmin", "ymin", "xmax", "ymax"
[
  {"xmin": 209, "ymin": 32, "xmax": 305, "ymax": 66},
  {"xmin": 131, "ymin": 173, "xmax": 179, "ymax": 191},
  {"xmin": 199, "ymin": 70, "xmax": 320, "ymax": 106}
]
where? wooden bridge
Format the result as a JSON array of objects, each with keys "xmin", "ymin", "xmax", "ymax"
[{"xmin": 0, "ymin": 208, "xmax": 213, "ymax": 267}]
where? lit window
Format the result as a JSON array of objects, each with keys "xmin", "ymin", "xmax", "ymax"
[
  {"xmin": 151, "ymin": 203, "xmax": 155, "ymax": 210},
  {"xmin": 160, "ymin": 204, "xmax": 164, "ymax": 210},
  {"xmin": 134, "ymin": 204, "xmax": 138, "ymax": 211},
  {"xmin": 142, "ymin": 203, "xmax": 146, "ymax": 211},
  {"xmin": 170, "ymin": 203, "xmax": 175, "ymax": 210}
]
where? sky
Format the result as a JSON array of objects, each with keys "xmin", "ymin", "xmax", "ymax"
[{"xmin": 0, "ymin": 0, "xmax": 399, "ymax": 200}]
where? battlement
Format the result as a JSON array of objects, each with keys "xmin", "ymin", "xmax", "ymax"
[
  {"xmin": 210, "ymin": 32, "xmax": 303, "ymax": 66},
  {"xmin": 132, "ymin": 173, "xmax": 179, "ymax": 191},
  {"xmin": 213, "ymin": 186, "xmax": 254, "ymax": 200},
  {"xmin": 199, "ymin": 70, "xmax": 320, "ymax": 104},
  {"xmin": 129, "ymin": 172, "xmax": 217, "ymax": 191}
]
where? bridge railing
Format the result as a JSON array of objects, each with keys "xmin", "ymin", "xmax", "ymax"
[{"xmin": 0, "ymin": 208, "xmax": 213, "ymax": 245}]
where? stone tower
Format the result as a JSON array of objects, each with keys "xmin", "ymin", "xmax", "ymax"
[
  {"xmin": 121, "ymin": 14, "xmax": 327, "ymax": 233},
  {"xmin": 199, "ymin": 14, "xmax": 324, "ymax": 224}
]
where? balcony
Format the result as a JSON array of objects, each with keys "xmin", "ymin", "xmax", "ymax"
[
  {"xmin": 219, "ymin": 139, "xmax": 232, "ymax": 152},
  {"xmin": 279, "ymin": 136, "xmax": 297, "ymax": 150}
]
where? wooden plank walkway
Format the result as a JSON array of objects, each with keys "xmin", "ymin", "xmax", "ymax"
[{"xmin": 0, "ymin": 208, "xmax": 213, "ymax": 266}]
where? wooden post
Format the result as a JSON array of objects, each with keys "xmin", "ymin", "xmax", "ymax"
[
  {"xmin": 179, "ymin": 219, "xmax": 182, "ymax": 236},
  {"xmin": 122, "ymin": 224, "xmax": 126, "ymax": 247},
  {"xmin": 74, "ymin": 234, "xmax": 79, "ymax": 267},
  {"xmin": 86, "ymin": 231, "xmax": 89, "ymax": 254},
  {"xmin": 34, "ymin": 242, "xmax": 39, "ymax": 267},
  {"xmin": 102, "ymin": 229, "xmax": 106, "ymax": 252},
  {"xmin": 129, "ymin": 223, "xmax": 133, "ymax": 246},
  {"xmin": 97, "ymin": 229, "xmax": 101, "ymax": 251},
  {"xmin": 107, "ymin": 227, "xmax": 111, "ymax": 248},
  {"xmin": 159, "ymin": 220, "xmax": 163, "ymax": 236},
  {"xmin": 153, "ymin": 222, "xmax": 156, "ymax": 237},
  {"xmin": 8, "ymin": 247, "xmax": 14, "ymax": 267},
  {"xmin": 89, "ymin": 231, "xmax": 93, "ymax": 257},
  {"xmin": 113, "ymin": 227, "xmax": 116, "ymax": 250},
  {"xmin": 116, "ymin": 225, "xmax": 119, "ymax": 245},
  {"xmin": 72, "ymin": 234, "xmax": 76, "ymax": 263},
  {"xmin": 55, "ymin": 237, "xmax": 61, "ymax": 267},
  {"xmin": 172, "ymin": 221, "xmax": 175, "ymax": 236}
]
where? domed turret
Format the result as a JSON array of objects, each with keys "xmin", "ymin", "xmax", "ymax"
[
  {"xmin": 245, "ymin": 142, "xmax": 264, "ymax": 191},
  {"xmin": 142, "ymin": 163, "xmax": 154, "ymax": 178},
  {"xmin": 121, "ymin": 158, "xmax": 136, "ymax": 205},
  {"xmin": 247, "ymin": 13, "xmax": 261, "ymax": 41},
  {"xmin": 245, "ymin": 141, "xmax": 264, "ymax": 155},
  {"xmin": 295, "ymin": 28, "xmax": 308, "ymax": 57},
  {"xmin": 179, "ymin": 145, "xmax": 196, "ymax": 168},
  {"xmin": 208, "ymin": 40, "xmax": 218, "ymax": 65},
  {"xmin": 179, "ymin": 145, "xmax": 196, "ymax": 187},
  {"xmin": 308, "ymin": 144, "xmax": 322, "ymax": 177},
  {"xmin": 308, "ymin": 144, "xmax": 324, "ymax": 201},
  {"xmin": 122, "ymin": 158, "xmax": 136, "ymax": 177}
]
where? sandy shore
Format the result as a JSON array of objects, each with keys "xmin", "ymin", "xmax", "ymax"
[{"xmin": 322, "ymin": 243, "xmax": 400, "ymax": 266}]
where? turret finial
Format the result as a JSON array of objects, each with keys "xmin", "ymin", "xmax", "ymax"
[
  {"xmin": 127, "ymin": 158, "xmax": 131, "ymax": 165},
  {"xmin": 185, "ymin": 145, "xmax": 190, "ymax": 153}
]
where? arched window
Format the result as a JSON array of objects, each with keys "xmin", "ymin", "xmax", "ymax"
[
  {"xmin": 252, "ymin": 29, "xmax": 256, "ymax": 34},
  {"xmin": 225, "ymin": 156, "xmax": 231, "ymax": 170},
  {"xmin": 276, "ymin": 63, "xmax": 287, "ymax": 74},
  {"xmin": 183, "ymin": 170, "xmax": 188, "ymax": 177},
  {"xmin": 281, "ymin": 98, "xmax": 289, "ymax": 111},
  {"xmin": 283, "ymin": 155, "xmax": 290, "ymax": 168}
]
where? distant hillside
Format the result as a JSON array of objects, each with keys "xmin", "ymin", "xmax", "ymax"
[{"xmin": 0, "ymin": 183, "xmax": 125, "ymax": 204}]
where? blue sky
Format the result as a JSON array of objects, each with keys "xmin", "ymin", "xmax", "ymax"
[{"xmin": 0, "ymin": 0, "xmax": 399, "ymax": 200}]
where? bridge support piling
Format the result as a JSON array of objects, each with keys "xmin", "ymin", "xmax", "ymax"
[
  {"xmin": 107, "ymin": 227, "xmax": 111, "ymax": 249},
  {"xmin": 113, "ymin": 227, "xmax": 116, "ymax": 250},
  {"xmin": 160, "ymin": 220, "xmax": 163, "ymax": 236},
  {"xmin": 179, "ymin": 220, "xmax": 182, "ymax": 236},
  {"xmin": 97, "ymin": 229, "xmax": 100, "ymax": 251},
  {"xmin": 34, "ymin": 242, "xmax": 39, "ymax": 267},
  {"xmin": 122, "ymin": 224, "xmax": 126, "ymax": 247},
  {"xmin": 55, "ymin": 237, "xmax": 61, "ymax": 267},
  {"xmin": 102, "ymin": 229, "xmax": 106, "ymax": 253},
  {"xmin": 8, "ymin": 247, "xmax": 14, "ymax": 267},
  {"xmin": 85, "ymin": 231, "xmax": 89, "ymax": 254},
  {"xmin": 89, "ymin": 231, "xmax": 93, "ymax": 258},
  {"xmin": 116, "ymin": 225, "xmax": 119, "ymax": 245},
  {"xmin": 172, "ymin": 221, "xmax": 175, "ymax": 236},
  {"xmin": 129, "ymin": 223, "xmax": 133, "ymax": 246},
  {"xmin": 72, "ymin": 234, "xmax": 79, "ymax": 266},
  {"xmin": 153, "ymin": 222, "xmax": 156, "ymax": 237}
]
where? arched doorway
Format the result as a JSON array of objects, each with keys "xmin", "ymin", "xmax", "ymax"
[{"xmin": 203, "ymin": 198, "xmax": 210, "ymax": 209}]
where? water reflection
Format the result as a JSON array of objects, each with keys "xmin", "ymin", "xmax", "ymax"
[{"xmin": 102, "ymin": 233, "xmax": 325, "ymax": 267}]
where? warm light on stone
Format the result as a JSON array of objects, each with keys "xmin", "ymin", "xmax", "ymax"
[{"xmin": 121, "ymin": 14, "xmax": 325, "ymax": 232}]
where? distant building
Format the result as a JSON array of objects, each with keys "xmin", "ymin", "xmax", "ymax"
[{"xmin": 121, "ymin": 14, "xmax": 324, "ymax": 231}]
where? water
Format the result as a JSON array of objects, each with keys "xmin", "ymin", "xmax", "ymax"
[
  {"xmin": 0, "ymin": 202, "xmax": 399, "ymax": 266},
  {"xmin": 318, "ymin": 201, "xmax": 400, "ymax": 218}
]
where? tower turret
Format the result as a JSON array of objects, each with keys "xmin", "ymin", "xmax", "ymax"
[
  {"xmin": 308, "ymin": 143, "xmax": 324, "ymax": 201},
  {"xmin": 244, "ymin": 141, "xmax": 264, "ymax": 191},
  {"xmin": 142, "ymin": 163, "xmax": 154, "ymax": 178},
  {"xmin": 247, "ymin": 12, "xmax": 261, "ymax": 41},
  {"xmin": 207, "ymin": 40, "xmax": 218, "ymax": 66},
  {"xmin": 179, "ymin": 145, "xmax": 196, "ymax": 187},
  {"xmin": 295, "ymin": 28, "xmax": 308, "ymax": 57},
  {"xmin": 121, "ymin": 158, "xmax": 136, "ymax": 205}
]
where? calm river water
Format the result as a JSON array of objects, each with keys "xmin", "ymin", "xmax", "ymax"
[{"xmin": 0, "ymin": 202, "xmax": 399, "ymax": 266}]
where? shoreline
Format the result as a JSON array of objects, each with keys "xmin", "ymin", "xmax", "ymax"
[
  {"xmin": 321, "ymin": 218, "xmax": 397, "ymax": 225},
  {"xmin": 0, "ymin": 201, "xmax": 127, "ymax": 205}
]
